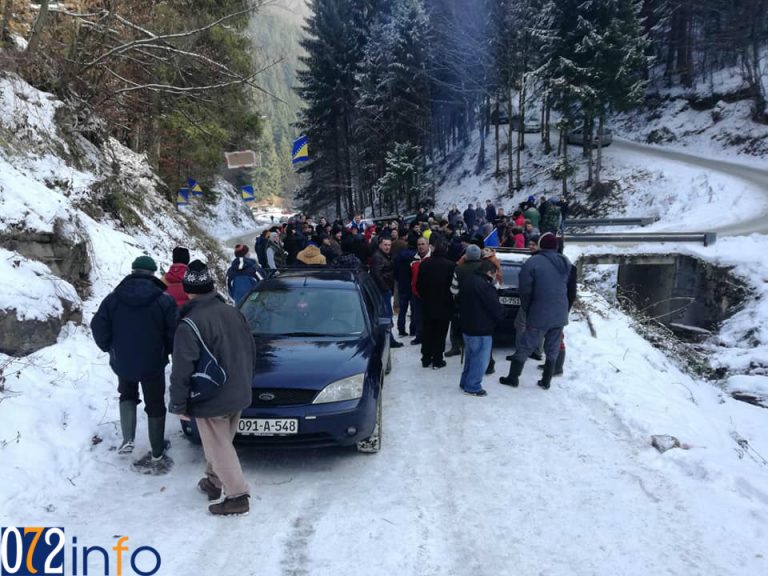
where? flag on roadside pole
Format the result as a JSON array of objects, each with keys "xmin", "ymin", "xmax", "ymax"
[
  {"xmin": 240, "ymin": 185, "xmax": 255, "ymax": 202},
  {"xmin": 187, "ymin": 178, "xmax": 204, "ymax": 196},
  {"xmin": 292, "ymin": 135, "xmax": 309, "ymax": 164},
  {"xmin": 484, "ymin": 228, "xmax": 499, "ymax": 247},
  {"xmin": 176, "ymin": 188, "xmax": 190, "ymax": 206}
]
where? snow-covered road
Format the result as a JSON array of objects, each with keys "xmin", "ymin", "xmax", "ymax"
[
  {"xmin": 9, "ymin": 315, "xmax": 764, "ymax": 576},
  {"xmin": 611, "ymin": 137, "xmax": 768, "ymax": 236}
]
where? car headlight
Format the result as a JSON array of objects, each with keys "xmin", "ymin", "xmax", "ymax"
[{"xmin": 312, "ymin": 373, "xmax": 365, "ymax": 404}]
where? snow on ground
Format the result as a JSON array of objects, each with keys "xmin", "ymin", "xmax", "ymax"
[
  {"xmin": 2, "ymin": 306, "xmax": 767, "ymax": 575},
  {"xmin": 0, "ymin": 248, "xmax": 80, "ymax": 321},
  {"xmin": 0, "ymin": 74, "xmax": 256, "ymax": 529}
]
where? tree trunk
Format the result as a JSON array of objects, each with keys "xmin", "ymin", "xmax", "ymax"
[
  {"xmin": 494, "ymin": 96, "xmax": 500, "ymax": 175},
  {"xmin": 507, "ymin": 94, "xmax": 514, "ymax": 195},
  {"xmin": 543, "ymin": 90, "xmax": 552, "ymax": 154},
  {"xmin": 0, "ymin": 0, "xmax": 13, "ymax": 43},
  {"xmin": 515, "ymin": 79, "xmax": 525, "ymax": 190},
  {"xmin": 25, "ymin": 0, "xmax": 49, "ymax": 54},
  {"xmin": 584, "ymin": 116, "xmax": 594, "ymax": 188},
  {"xmin": 595, "ymin": 113, "xmax": 605, "ymax": 185}
]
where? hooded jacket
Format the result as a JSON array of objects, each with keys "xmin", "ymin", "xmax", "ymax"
[
  {"xmin": 91, "ymin": 273, "xmax": 177, "ymax": 381},
  {"xmin": 226, "ymin": 257, "xmax": 264, "ymax": 304},
  {"xmin": 169, "ymin": 293, "xmax": 256, "ymax": 417},
  {"xmin": 163, "ymin": 263, "xmax": 189, "ymax": 308},
  {"xmin": 518, "ymin": 250, "xmax": 573, "ymax": 329}
]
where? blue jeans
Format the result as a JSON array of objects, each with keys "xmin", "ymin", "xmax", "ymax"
[
  {"xmin": 411, "ymin": 297, "xmax": 423, "ymax": 340},
  {"xmin": 397, "ymin": 291, "xmax": 412, "ymax": 334},
  {"xmin": 382, "ymin": 290, "xmax": 393, "ymax": 317},
  {"xmin": 460, "ymin": 334, "xmax": 492, "ymax": 392}
]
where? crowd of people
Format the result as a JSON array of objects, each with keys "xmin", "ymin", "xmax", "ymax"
[{"xmin": 89, "ymin": 195, "xmax": 576, "ymax": 515}]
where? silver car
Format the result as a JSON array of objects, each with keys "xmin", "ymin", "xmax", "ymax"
[{"xmin": 567, "ymin": 127, "xmax": 613, "ymax": 147}]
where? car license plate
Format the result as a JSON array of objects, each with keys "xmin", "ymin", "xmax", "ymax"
[
  {"xmin": 500, "ymin": 296, "xmax": 520, "ymax": 306},
  {"xmin": 237, "ymin": 418, "xmax": 298, "ymax": 436}
]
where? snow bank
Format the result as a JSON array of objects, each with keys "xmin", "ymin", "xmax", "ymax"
[
  {"xmin": 0, "ymin": 74, "xmax": 258, "ymax": 514},
  {"xmin": 0, "ymin": 248, "xmax": 80, "ymax": 321}
]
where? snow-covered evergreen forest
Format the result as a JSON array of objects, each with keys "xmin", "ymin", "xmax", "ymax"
[{"xmin": 297, "ymin": 0, "xmax": 768, "ymax": 218}]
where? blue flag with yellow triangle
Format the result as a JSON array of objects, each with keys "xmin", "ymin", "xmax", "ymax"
[
  {"xmin": 187, "ymin": 178, "xmax": 204, "ymax": 196},
  {"xmin": 176, "ymin": 188, "xmax": 190, "ymax": 206},
  {"xmin": 292, "ymin": 135, "xmax": 309, "ymax": 164},
  {"xmin": 240, "ymin": 185, "xmax": 255, "ymax": 202},
  {"xmin": 484, "ymin": 228, "xmax": 499, "ymax": 247}
]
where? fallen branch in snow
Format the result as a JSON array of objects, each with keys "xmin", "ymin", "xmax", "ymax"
[{"xmin": 730, "ymin": 431, "xmax": 767, "ymax": 466}]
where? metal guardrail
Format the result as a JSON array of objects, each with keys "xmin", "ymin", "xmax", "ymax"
[
  {"xmin": 564, "ymin": 232, "xmax": 717, "ymax": 246},
  {"xmin": 564, "ymin": 217, "xmax": 658, "ymax": 227}
]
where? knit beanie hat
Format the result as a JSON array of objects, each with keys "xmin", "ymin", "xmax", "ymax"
[
  {"xmin": 539, "ymin": 232, "xmax": 558, "ymax": 250},
  {"xmin": 132, "ymin": 255, "xmax": 157, "ymax": 273},
  {"xmin": 234, "ymin": 244, "xmax": 249, "ymax": 258},
  {"xmin": 183, "ymin": 260, "xmax": 215, "ymax": 294},
  {"xmin": 464, "ymin": 244, "xmax": 481, "ymax": 261},
  {"xmin": 172, "ymin": 247, "xmax": 190, "ymax": 265}
]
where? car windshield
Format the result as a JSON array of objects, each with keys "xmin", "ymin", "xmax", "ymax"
[
  {"xmin": 241, "ymin": 287, "xmax": 366, "ymax": 337},
  {"xmin": 500, "ymin": 263, "xmax": 522, "ymax": 289}
]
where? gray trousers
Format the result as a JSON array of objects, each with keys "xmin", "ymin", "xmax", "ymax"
[
  {"xmin": 514, "ymin": 326, "xmax": 563, "ymax": 364},
  {"xmin": 196, "ymin": 413, "xmax": 249, "ymax": 498}
]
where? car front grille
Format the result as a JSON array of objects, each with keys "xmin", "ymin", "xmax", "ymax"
[{"xmin": 250, "ymin": 388, "xmax": 318, "ymax": 408}]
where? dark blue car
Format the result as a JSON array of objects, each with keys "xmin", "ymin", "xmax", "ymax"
[{"xmin": 181, "ymin": 269, "xmax": 391, "ymax": 453}]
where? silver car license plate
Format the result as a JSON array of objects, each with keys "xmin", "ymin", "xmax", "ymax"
[{"xmin": 500, "ymin": 296, "xmax": 520, "ymax": 306}]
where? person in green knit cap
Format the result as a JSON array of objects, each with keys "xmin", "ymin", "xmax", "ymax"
[{"xmin": 91, "ymin": 255, "xmax": 178, "ymax": 474}]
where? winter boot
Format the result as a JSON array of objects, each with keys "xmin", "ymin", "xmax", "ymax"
[
  {"xmin": 499, "ymin": 359, "xmax": 524, "ymax": 387},
  {"xmin": 485, "ymin": 356, "xmax": 495, "ymax": 375},
  {"xmin": 118, "ymin": 401, "xmax": 137, "ymax": 454},
  {"xmin": 444, "ymin": 347, "xmax": 462, "ymax": 358},
  {"xmin": 198, "ymin": 477, "xmax": 223, "ymax": 501},
  {"xmin": 148, "ymin": 416, "xmax": 169, "ymax": 459},
  {"xmin": 554, "ymin": 349, "xmax": 566, "ymax": 376},
  {"xmin": 537, "ymin": 361, "xmax": 556, "ymax": 390},
  {"xmin": 209, "ymin": 494, "xmax": 250, "ymax": 516}
]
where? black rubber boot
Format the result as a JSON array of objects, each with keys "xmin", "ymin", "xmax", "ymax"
[
  {"xmin": 148, "ymin": 416, "xmax": 167, "ymax": 458},
  {"xmin": 554, "ymin": 349, "xmax": 565, "ymax": 376},
  {"xmin": 538, "ymin": 361, "xmax": 556, "ymax": 390},
  {"xmin": 499, "ymin": 359, "xmax": 524, "ymax": 387},
  {"xmin": 118, "ymin": 401, "xmax": 137, "ymax": 454}
]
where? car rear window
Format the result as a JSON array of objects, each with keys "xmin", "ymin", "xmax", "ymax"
[
  {"xmin": 500, "ymin": 263, "xmax": 522, "ymax": 289},
  {"xmin": 241, "ymin": 287, "xmax": 366, "ymax": 337}
]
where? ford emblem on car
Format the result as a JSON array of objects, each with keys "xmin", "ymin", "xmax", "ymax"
[{"xmin": 259, "ymin": 393, "xmax": 276, "ymax": 402}]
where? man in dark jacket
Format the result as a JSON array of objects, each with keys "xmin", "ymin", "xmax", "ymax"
[
  {"xmin": 485, "ymin": 200, "xmax": 497, "ymax": 224},
  {"xmin": 370, "ymin": 237, "xmax": 403, "ymax": 348},
  {"xmin": 393, "ymin": 239, "xmax": 417, "ymax": 337},
  {"xmin": 226, "ymin": 244, "xmax": 265, "ymax": 305},
  {"xmin": 169, "ymin": 260, "xmax": 257, "ymax": 516},
  {"xmin": 91, "ymin": 255, "xmax": 177, "ymax": 469},
  {"xmin": 459, "ymin": 260, "xmax": 503, "ymax": 396},
  {"xmin": 500, "ymin": 232, "xmax": 576, "ymax": 390},
  {"xmin": 416, "ymin": 235, "xmax": 456, "ymax": 368},
  {"xmin": 463, "ymin": 203, "xmax": 476, "ymax": 230}
]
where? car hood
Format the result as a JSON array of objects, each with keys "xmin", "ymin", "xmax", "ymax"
[{"xmin": 252, "ymin": 336, "xmax": 371, "ymax": 390}]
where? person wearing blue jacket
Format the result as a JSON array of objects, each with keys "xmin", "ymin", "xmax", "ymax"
[
  {"xmin": 226, "ymin": 245, "xmax": 265, "ymax": 305},
  {"xmin": 90, "ymin": 255, "xmax": 177, "ymax": 468},
  {"xmin": 499, "ymin": 232, "xmax": 576, "ymax": 390}
]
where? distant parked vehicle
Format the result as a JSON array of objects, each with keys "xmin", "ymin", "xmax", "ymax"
[
  {"xmin": 567, "ymin": 127, "xmax": 613, "ymax": 147},
  {"xmin": 511, "ymin": 115, "xmax": 541, "ymax": 133},
  {"xmin": 491, "ymin": 108, "xmax": 510, "ymax": 125}
]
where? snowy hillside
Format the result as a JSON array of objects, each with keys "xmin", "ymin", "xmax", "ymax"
[{"xmin": 0, "ymin": 73, "xmax": 256, "ymax": 512}]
